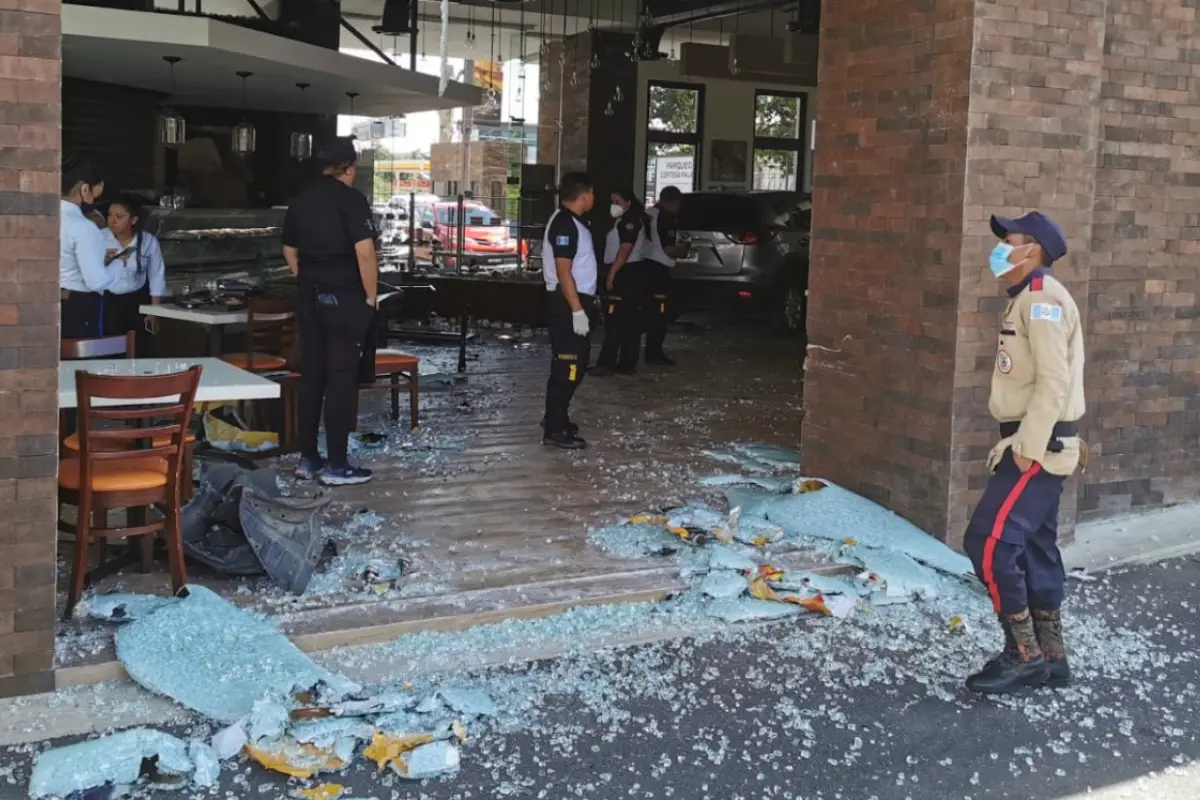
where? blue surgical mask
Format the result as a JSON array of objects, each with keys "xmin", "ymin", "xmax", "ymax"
[{"xmin": 989, "ymin": 242, "xmax": 1016, "ymax": 278}]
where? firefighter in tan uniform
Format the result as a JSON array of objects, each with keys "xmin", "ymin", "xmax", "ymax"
[{"xmin": 963, "ymin": 211, "xmax": 1086, "ymax": 696}]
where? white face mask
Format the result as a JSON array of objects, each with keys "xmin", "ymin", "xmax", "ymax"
[{"xmin": 610, "ymin": 203, "xmax": 625, "ymax": 219}]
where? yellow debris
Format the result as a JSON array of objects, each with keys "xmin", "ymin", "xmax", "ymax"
[
  {"xmin": 665, "ymin": 524, "xmax": 691, "ymax": 539},
  {"xmin": 294, "ymin": 784, "xmax": 345, "ymax": 800},
  {"xmin": 748, "ymin": 575, "xmax": 782, "ymax": 603},
  {"xmin": 796, "ymin": 479, "xmax": 827, "ymax": 494},
  {"xmin": 452, "ymin": 719, "xmax": 469, "ymax": 742},
  {"xmin": 948, "ymin": 615, "xmax": 965, "ymax": 631},
  {"xmin": 844, "ymin": 537, "xmax": 858, "ymax": 546},
  {"xmin": 245, "ymin": 742, "xmax": 345, "ymax": 779},
  {"xmin": 783, "ymin": 594, "xmax": 832, "ymax": 616},
  {"xmin": 629, "ymin": 514, "xmax": 669, "ymax": 525},
  {"xmin": 363, "ymin": 731, "xmax": 435, "ymax": 771},
  {"xmin": 751, "ymin": 536, "xmax": 771, "ymax": 547}
]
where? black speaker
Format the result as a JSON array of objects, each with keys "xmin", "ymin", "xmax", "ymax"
[{"xmin": 373, "ymin": 0, "xmax": 414, "ymax": 34}]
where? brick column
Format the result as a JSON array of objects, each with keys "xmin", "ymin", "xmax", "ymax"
[
  {"xmin": 536, "ymin": 30, "xmax": 637, "ymax": 192},
  {"xmin": 0, "ymin": 0, "xmax": 62, "ymax": 697},
  {"xmin": 1080, "ymin": 0, "xmax": 1200, "ymax": 518},
  {"xmin": 804, "ymin": 0, "xmax": 1105, "ymax": 544}
]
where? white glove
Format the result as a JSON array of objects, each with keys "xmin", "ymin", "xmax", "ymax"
[{"xmin": 571, "ymin": 310, "xmax": 590, "ymax": 337}]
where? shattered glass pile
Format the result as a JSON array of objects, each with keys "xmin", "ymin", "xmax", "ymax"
[
  {"xmin": 32, "ymin": 441, "xmax": 1098, "ymax": 797},
  {"xmin": 30, "ymin": 587, "xmax": 501, "ymax": 798},
  {"xmin": 589, "ymin": 442, "xmax": 983, "ymax": 625}
]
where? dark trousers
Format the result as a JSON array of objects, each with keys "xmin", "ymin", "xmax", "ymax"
[
  {"xmin": 544, "ymin": 290, "xmax": 593, "ymax": 435},
  {"xmin": 596, "ymin": 262, "xmax": 644, "ymax": 370},
  {"xmin": 963, "ymin": 449, "xmax": 1067, "ymax": 615},
  {"xmin": 643, "ymin": 261, "xmax": 671, "ymax": 358},
  {"xmin": 298, "ymin": 287, "xmax": 373, "ymax": 469},
  {"xmin": 102, "ymin": 286, "xmax": 152, "ymax": 354},
  {"xmin": 61, "ymin": 291, "xmax": 103, "ymax": 340}
]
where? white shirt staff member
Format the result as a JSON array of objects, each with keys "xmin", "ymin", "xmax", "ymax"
[
  {"xmin": 101, "ymin": 194, "xmax": 168, "ymax": 339},
  {"xmin": 641, "ymin": 185, "xmax": 684, "ymax": 366},
  {"xmin": 60, "ymin": 158, "xmax": 136, "ymax": 340},
  {"xmin": 541, "ymin": 171, "xmax": 597, "ymax": 450}
]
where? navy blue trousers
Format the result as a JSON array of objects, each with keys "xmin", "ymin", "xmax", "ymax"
[{"xmin": 963, "ymin": 449, "xmax": 1067, "ymax": 614}]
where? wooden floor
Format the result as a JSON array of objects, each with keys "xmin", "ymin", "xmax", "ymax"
[{"xmin": 54, "ymin": 317, "xmax": 810, "ymax": 676}]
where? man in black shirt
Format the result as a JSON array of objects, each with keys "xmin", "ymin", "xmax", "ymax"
[
  {"xmin": 643, "ymin": 185, "xmax": 683, "ymax": 366},
  {"xmin": 282, "ymin": 137, "xmax": 379, "ymax": 486},
  {"xmin": 542, "ymin": 172, "xmax": 598, "ymax": 449}
]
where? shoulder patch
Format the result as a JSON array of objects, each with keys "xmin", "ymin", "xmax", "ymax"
[
  {"xmin": 622, "ymin": 222, "xmax": 636, "ymax": 232},
  {"xmin": 1030, "ymin": 303, "xmax": 1062, "ymax": 323},
  {"xmin": 554, "ymin": 235, "xmax": 571, "ymax": 246}
]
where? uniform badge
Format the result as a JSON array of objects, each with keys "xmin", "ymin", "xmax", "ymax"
[
  {"xmin": 1030, "ymin": 303, "xmax": 1062, "ymax": 322},
  {"xmin": 555, "ymin": 235, "xmax": 571, "ymax": 246},
  {"xmin": 997, "ymin": 349, "xmax": 1013, "ymax": 375}
]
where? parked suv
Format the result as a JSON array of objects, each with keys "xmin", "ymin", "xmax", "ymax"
[{"xmin": 668, "ymin": 191, "xmax": 810, "ymax": 336}]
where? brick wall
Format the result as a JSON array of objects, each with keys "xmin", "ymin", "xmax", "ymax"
[
  {"xmin": 951, "ymin": 0, "xmax": 1107, "ymax": 542},
  {"xmin": 802, "ymin": 0, "xmax": 974, "ymax": 538},
  {"xmin": 0, "ymin": 0, "xmax": 62, "ymax": 697},
  {"xmin": 807, "ymin": 0, "xmax": 1200, "ymax": 542},
  {"xmin": 537, "ymin": 37, "xmax": 590, "ymax": 173},
  {"xmin": 1081, "ymin": 0, "xmax": 1200, "ymax": 518}
]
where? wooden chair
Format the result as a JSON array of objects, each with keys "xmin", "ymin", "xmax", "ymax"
[
  {"xmin": 220, "ymin": 297, "xmax": 297, "ymax": 373},
  {"xmin": 359, "ymin": 350, "xmax": 421, "ymax": 431},
  {"xmin": 221, "ymin": 297, "xmax": 298, "ymax": 440},
  {"xmin": 61, "ymin": 331, "xmax": 136, "ymax": 360},
  {"xmin": 60, "ymin": 331, "xmax": 197, "ymax": 499},
  {"xmin": 59, "ymin": 366, "xmax": 202, "ymax": 619}
]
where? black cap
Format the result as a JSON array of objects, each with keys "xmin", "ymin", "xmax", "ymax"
[
  {"xmin": 990, "ymin": 211, "xmax": 1067, "ymax": 265},
  {"xmin": 316, "ymin": 137, "xmax": 358, "ymax": 167}
]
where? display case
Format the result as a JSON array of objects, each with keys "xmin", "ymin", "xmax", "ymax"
[{"xmin": 146, "ymin": 207, "xmax": 291, "ymax": 293}]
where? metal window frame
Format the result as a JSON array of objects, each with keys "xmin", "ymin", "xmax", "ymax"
[
  {"xmin": 645, "ymin": 80, "xmax": 706, "ymax": 193},
  {"xmin": 751, "ymin": 89, "xmax": 809, "ymax": 191}
]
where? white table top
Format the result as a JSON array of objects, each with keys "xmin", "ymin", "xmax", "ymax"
[
  {"xmin": 140, "ymin": 304, "xmax": 250, "ymax": 325},
  {"xmin": 59, "ymin": 358, "xmax": 281, "ymax": 409}
]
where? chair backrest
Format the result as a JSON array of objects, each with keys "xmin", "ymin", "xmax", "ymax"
[
  {"xmin": 246, "ymin": 297, "xmax": 298, "ymax": 369},
  {"xmin": 75, "ymin": 366, "xmax": 202, "ymax": 500},
  {"xmin": 61, "ymin": 332, "xmax": 136, "ymax": 360}
]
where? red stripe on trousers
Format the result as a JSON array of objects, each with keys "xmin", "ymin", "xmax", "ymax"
[{"xmin": 982, "ymin": 463, "xmax": 1042, "ymax": 612}]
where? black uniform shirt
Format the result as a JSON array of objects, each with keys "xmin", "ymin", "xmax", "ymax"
[
  {"xmin": 656, "ymin": 210, "xmax": 678, "ymax": 250},
  {"xmin": 542, "ymin": 205, "xmax": 598, "ymax": 296},
  {"xmin": 282, "ymin": 176, "xmax": 375, "ymax": 292},
  {"xmin": 617, "ymin": 210, "xmax": 644, "ymax": 245}
]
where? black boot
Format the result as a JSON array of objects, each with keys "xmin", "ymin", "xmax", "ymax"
[
  {"xmin": 965, "ymin": 611, "xmax": 1049, "ymax": 695},
  {"xmin": 540, "ymin": 416, "xmax": 580, "ymax": 436},
  {"xmin": 1032, "ymin": 608, "xmax": 1071, "ymax": 688}
]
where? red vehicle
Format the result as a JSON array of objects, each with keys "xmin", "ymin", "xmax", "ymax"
[{"xmin": 422, "ymin": 201, "xmax": 519, "ymax": 267}]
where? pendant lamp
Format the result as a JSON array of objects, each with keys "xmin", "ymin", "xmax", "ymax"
[
  {"xmin": 157, "ymin": 56, "xmax": 187, "ymax": 147},
  {"xmin": 231, "ymin": 71, "xmax": 257, "ymax": 155},
  {"xmin": 289, "ymin": 83, "xmax": 313, "ymax": 160}
]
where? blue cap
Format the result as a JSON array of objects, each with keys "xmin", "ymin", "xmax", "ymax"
[{"xmin": 990, "ymin": 211, "xmax": 1067, "ymax": 265}]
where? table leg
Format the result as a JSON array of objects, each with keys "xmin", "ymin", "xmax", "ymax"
[
  {"xmin": 207, "ymin": 325, "xmax": 224, "ymax": 357},
  {"xmin": 457, "ymin": 310, "xmax": 469, "ymax": 373}
]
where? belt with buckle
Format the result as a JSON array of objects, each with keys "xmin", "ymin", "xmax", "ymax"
[{"xmin": 999, "ymin": 420, "xmax": 1079, "ymax": 453}]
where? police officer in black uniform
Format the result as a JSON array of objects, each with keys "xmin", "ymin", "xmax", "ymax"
[
  {"xmin": 282, "ymin": 137, "xmax": 379, "ymax": 486},
  {"xmin": 542, "ymin": 172, "xmax": 597, "ymax": 450},
  {"xmin": 593, "ymin": 188, "xmax": 648, "ymax": 375},
  {"xmin": 643, "ymin": 185, "xmax": 683, "ymax": 366}
]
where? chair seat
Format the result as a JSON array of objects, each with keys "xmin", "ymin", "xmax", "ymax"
[
  {"xmin": 59, "ymin": 457, "xmax": 168, "ymax": 492},
  {"xmin": 222, "ymin": 352, "xmax": 289, "ymax": 371},
  {"xmin": 375, "ymin": 350, "xmax": 419, "ymax": 371},
  {"xmin": 63, "ymin": 431, "xmax": 196, "ymax": 452}
]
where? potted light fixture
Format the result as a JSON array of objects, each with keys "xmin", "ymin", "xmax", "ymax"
[
  {"xmin": 231, "ymin": 71, "xmax": 257, "ymax": 155},
  {"xmin": 289, "ymin": 82, "xmax": 313, "ymax": 160},
  {"xmin": 157, "ymin": 56, "xmax": 187, "ymax": 147}
]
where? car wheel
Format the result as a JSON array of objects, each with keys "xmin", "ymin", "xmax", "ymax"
[{"xmin": 772, "ymin": 283, "xmax": 806, "ymax": 337}]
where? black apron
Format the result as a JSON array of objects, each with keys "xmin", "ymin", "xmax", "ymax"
[{"xmin": 101, "ymin": 234, "xmax": 152, "ymax": 350}]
